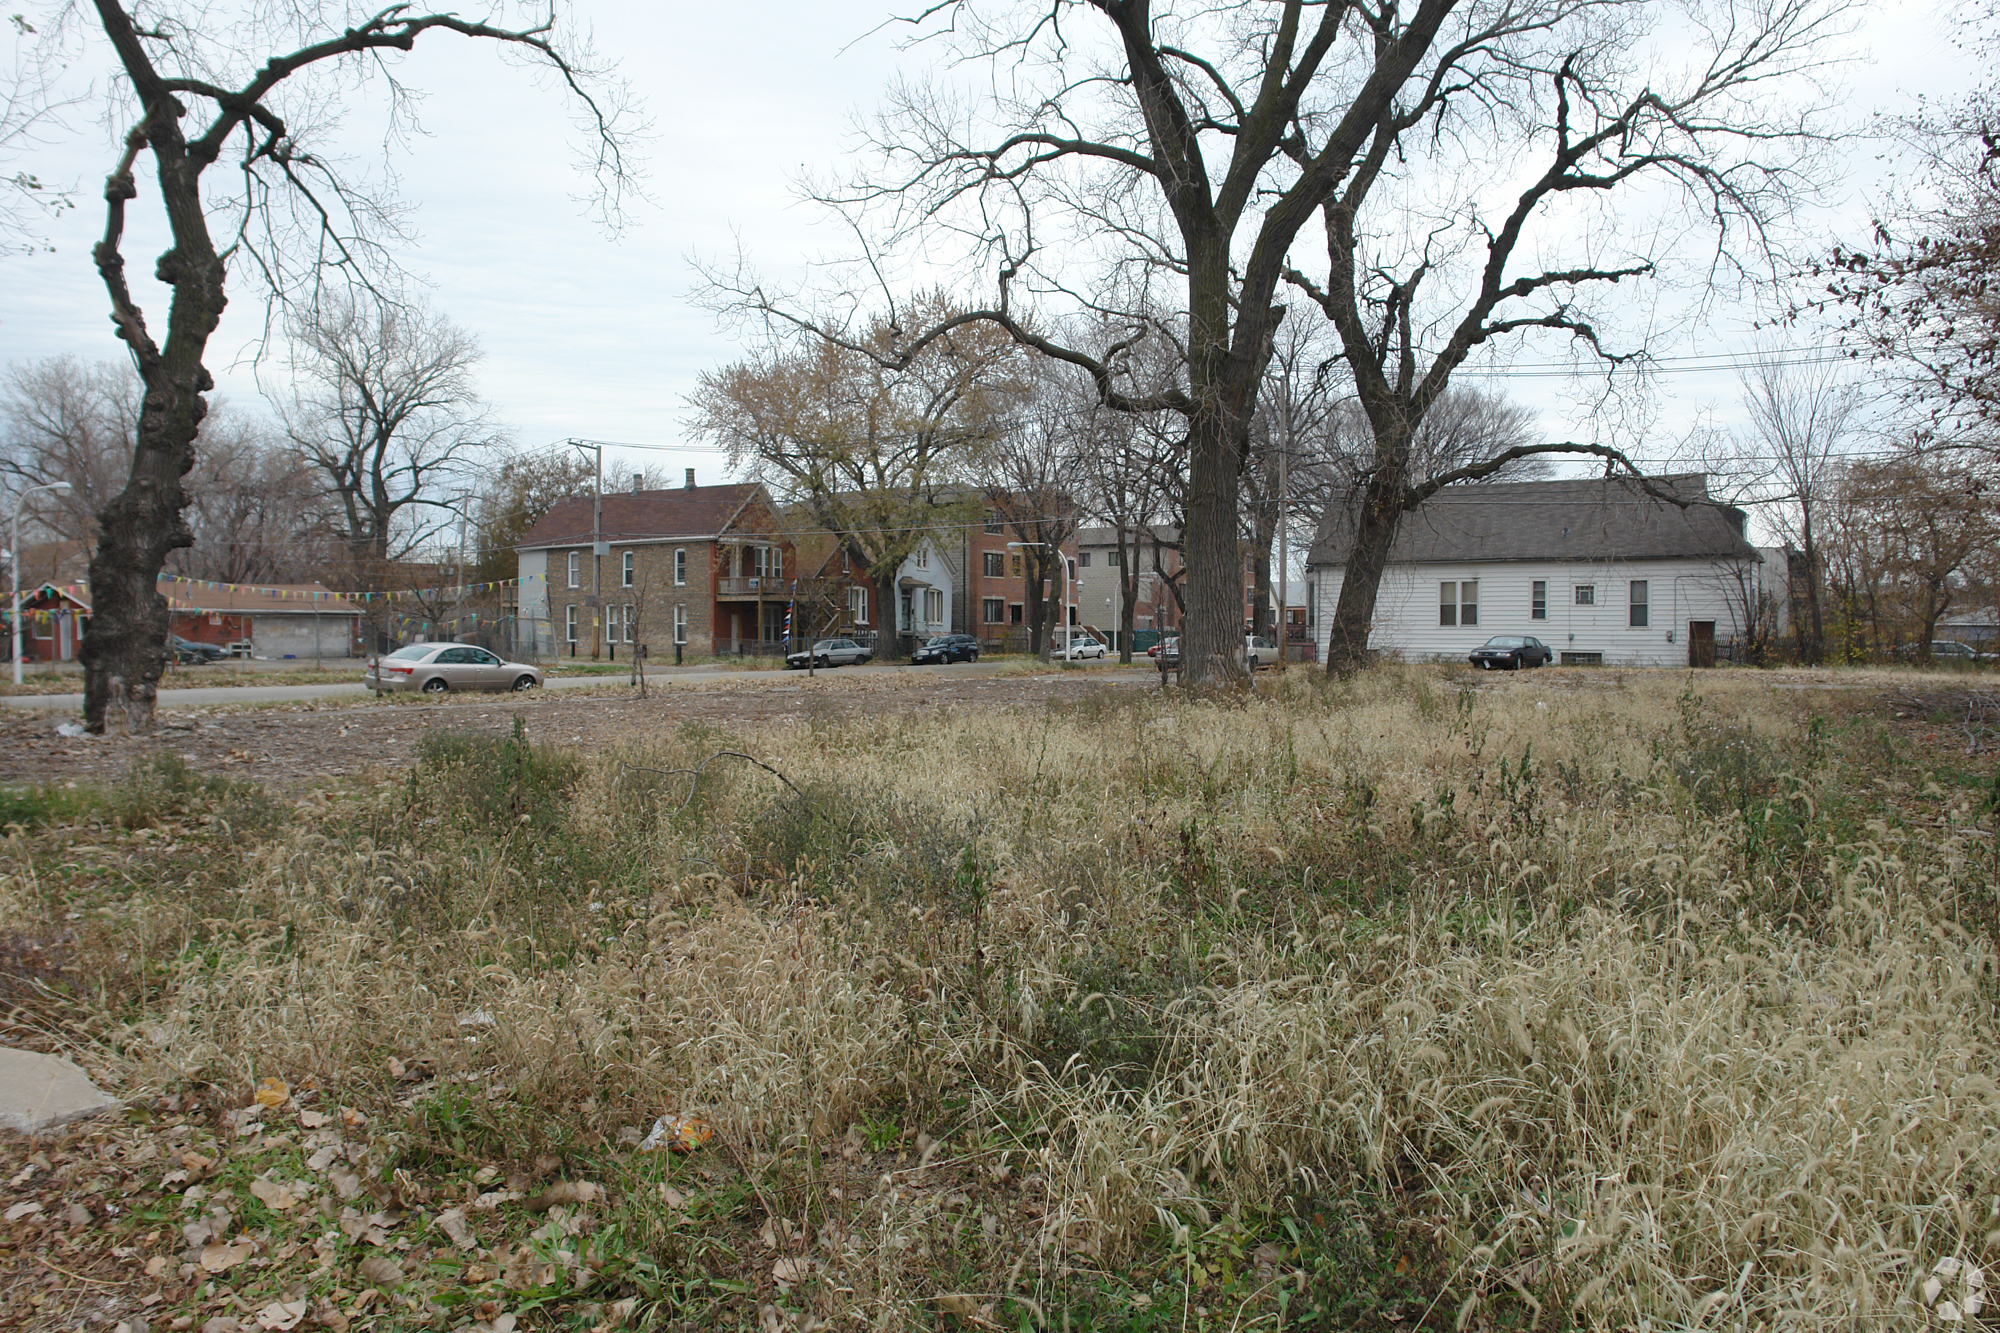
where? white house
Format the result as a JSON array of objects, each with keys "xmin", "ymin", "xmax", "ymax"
[
  {"xmin": 1304, "ymin": 474, "xmax": 1786, "ymax": 667},
  {"xmin": 894, "ymin": 537, "xmax": 955, "ymax": 640}
]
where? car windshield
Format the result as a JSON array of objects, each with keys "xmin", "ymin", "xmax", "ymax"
[
  {"xmin": 385, "ymin": 645, "xmax": 433, "ymax": 661},
  {"xmin": 1482, "ymin": 637, "xmax": 1526, "ymax": 648},
  {"xmin": 924, "ymin": 637, "xmax": 953, "ymax": 647}
]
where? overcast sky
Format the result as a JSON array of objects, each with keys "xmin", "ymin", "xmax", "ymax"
[{"xmin": 0, "ymin": 0, "xmax": 1982, "ymax": 499}]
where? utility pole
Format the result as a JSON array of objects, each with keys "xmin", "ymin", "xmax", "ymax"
[{"xmin": 570, "ymin": 439, "xmax": 604, "ymax": 661}]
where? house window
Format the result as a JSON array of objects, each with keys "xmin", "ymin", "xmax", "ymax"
[
  {"xmin": 565, "ymin": 605, "xmax": 578, "ymax": 643},
  {"xmin": 913, "ymin": 546, "xmax": 928, "ymax": 570},
  {"xmin": 924, "ymin": 588, "xmax": 944, "ymax": 624},
  {"xmin": 567, "ymin": 552, "xmax": 580, "ymax": 589},
  {"xmin": 623, "ymin": 604, "xmax": 635, "ymax": 642},
  {"xmin": 1306, "ymin": 581, "xmax": 1317, "ymax": 626},
  {"xmin": 621, "ymin": 551, "xmax": 634, "ymax": 587},
  {"xmin": 1078, "ymin": 552, "xmax": 1092, "ymax": 568},
  {"xmin": 1442, "ymin": 580, "xmax": 1477, "ymax": 626},
  {"xmin": 1010, "ymin": 554, "xmax": 1023, "ymax": 579},
  {"xmin": 770, "ymin": 548, "xmax": 782, "ymax": 578},
  {"xmin": 983, "ymin": 551, "xmax": 1005, "ymax": 578},
  {"xmin": 848, "ymin": 586, "xmax": 868, "ymax": 625},
  {"xmin": 673, "ymin": 549, "xmax": 687, "ymax": 586},
  {"xmin": 1574, "ymin": 584, "xmax": 1595, "ymax": 606},
  {"xmin": 673, "ymin": 605, "xmax": 687, "ymax": 645},
  {"xmin": 1439, "ymin": 581, "xmax": 1457, "ymax": 627},
  {"xmin": 983, "ymin": 597, "xmax": 1005, "ymax": 624},
  {"xmin": 984, "ymin": 514, "xmax": 1003, "ymax": 535},
  {"xmin": 1010, "ymin": 603, "xmax": 1023, "ymax": 624},
  {"xmin": 1629, "ymin": 580, "xmax": 1649, "ymax": 628},
  {"xmin": 1531, "ymin": 580, "xmax": 1547, "ymax": 620},
  {"xmin": 1107, "ymin": 549, "xmax": 1123, "ymax": 566},
  {"xmin": 605, "ymin": 603, "xmax": 621, "ymax": 642}
]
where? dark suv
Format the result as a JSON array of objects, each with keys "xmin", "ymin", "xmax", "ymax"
[{"xmin": 911, "ymin": 633, "xmax": 980, "ymax": 665}]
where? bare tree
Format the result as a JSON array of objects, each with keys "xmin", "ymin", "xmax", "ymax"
[
  {"xmin": 986, "ymin": 362, "xmax": 1091, "ymax": 655},
  {"xmin": 56, "ymin": 0, "xmax": 635, "ymax": 733},
  {"xmin": 1735, "ymin": 354, "xmax": 1865, "ymax": 664},
  {"xmin": 1, "ymin": 357, "xmax": 139, "ymax": 555},
  {"xmin": 2, "ymin": 12, "xmax": 78, "ymax": 253},
  {"xmin": 712, "ymin": 0, "xmax": 1845, "ymax": 685},
  {"xmin": 169, "ymin": 417, "xmax": 326, "ymax": 584},
  {"xmin": 283, "ymin": 292, "xmax": 506, "ymax": 584},
  {"xmin": 469, "ymin": 448, "xmax": 598, "ymax": 587},
  {"xmin": 1834, "ymin": 450, "xmax": 1994, "ymax": 657}
]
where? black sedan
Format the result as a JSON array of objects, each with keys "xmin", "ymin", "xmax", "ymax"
[
  {"xmin": 912, "ymin": 633, "xmax": 981, "ymax": 665},
  {"xmin": 170, "ymin": 635, "xmax": 228, "ymax": 664},
  {"xmin": 1468, "ymin": 635, "xmax": 1552, "ymax": 670}
]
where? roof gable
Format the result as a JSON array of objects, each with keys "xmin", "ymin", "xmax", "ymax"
[
  {"xmin": 1306, "ymin": 474, "xmax": 1757, "ymax": 567},
  {"xmin": 516, "ymin": 484, "xmax": 770, "ymax": 550}
]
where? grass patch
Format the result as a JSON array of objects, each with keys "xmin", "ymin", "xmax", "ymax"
[{"xmin": 5, "ymin": 666, "xmax": 2000, "ymax": 1330}]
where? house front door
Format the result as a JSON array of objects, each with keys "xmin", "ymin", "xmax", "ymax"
[{"xmin": 1688, "ymin": 621, "xmax": 1716, "ymax": 668}]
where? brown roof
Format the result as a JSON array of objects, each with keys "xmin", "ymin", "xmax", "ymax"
[
  {"xmin": 160, "ymin": 579, "xmax": 362, "ymax": 616},
  {"xmin": 1306, "ymin": 474, "xmax": 1758, "ymax": 568},
  {"xmin": 516, "ymin": 484, "xmax": 765, "ymax": 550}
]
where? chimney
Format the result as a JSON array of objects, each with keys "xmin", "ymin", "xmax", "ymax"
[
  {"xmin": 684, "ymin": 468, "xmax": 696, "ymax": 489},
  {"xmin": 630, "ymin": 474, "xmax": 642, "ymax": 493}
]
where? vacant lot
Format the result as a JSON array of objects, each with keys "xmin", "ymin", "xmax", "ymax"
[{"xmin": 2, "ymin": 666, "xmax": 1997, "ymax": 1332}]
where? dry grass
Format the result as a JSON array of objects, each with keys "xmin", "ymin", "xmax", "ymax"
[{"xmin": 4, "ymin": 666, "xmax": 1998, "ymax": 1331}]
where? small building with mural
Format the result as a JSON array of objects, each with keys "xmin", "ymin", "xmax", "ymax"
[
  {"xmin": 13, "ymin": 584, "xmax": 91, "ymax": 664},
  {"xmin": 161, "ymin": 578, "xmax": 363, "ymax": 659}
]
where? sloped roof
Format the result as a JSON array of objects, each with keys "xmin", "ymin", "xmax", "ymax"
[
  {"xmin": 1306, "ymin": 474, "xmax": 1757, "ymax": 568},
  {"xmin": 516, "ymin": 484, "xmax": 765, "ymax": 550}
]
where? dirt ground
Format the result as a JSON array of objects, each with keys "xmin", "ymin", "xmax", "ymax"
[
  {"xmin": 0, "ymin": 668, "xmax": 1166, "ymax": 789},
  {"xmin": 0, "ymin": 662, "xmax": 1989, "ymax": 790}
]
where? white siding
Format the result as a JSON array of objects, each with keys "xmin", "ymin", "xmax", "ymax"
[
  {"xmin": 517, "ymin": 549, "xmax": 554, "ymax": 655},
  {"xmin": 1307, "ymin": 556, "xmax": 1772, "ymax": 666}
]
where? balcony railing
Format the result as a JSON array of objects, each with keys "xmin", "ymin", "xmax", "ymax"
[{"xmin": 716, "ymin": 577, "xmax": 773, "ymax": 597}]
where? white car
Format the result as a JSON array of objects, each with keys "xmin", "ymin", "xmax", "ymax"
[
  {"xmin": 1244, "ymin": 636, "xmax": 1280, "ymax": 669},
  {"xmin": 1052, "ymin": 637, "xmax": 1108, "ymax": 660}
]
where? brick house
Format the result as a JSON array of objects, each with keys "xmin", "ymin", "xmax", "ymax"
[
  {"xmin": 515, "ymin": 474, "xmax": 795, "ymax": 659},
  {"xmin": 946, "ymin": 502, "xmax": 1084, "ymax": 653}
]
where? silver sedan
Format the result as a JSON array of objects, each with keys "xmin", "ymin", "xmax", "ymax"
[{"xmin": 366, "ymin": 642, "xmax": 544, "ymax": 695}]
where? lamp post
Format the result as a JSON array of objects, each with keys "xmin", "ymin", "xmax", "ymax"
[
  {"xmin": 11, "ymin": 481, "xmax": 74, "ymax": 686},
  {"xmin": 1008, "ymin": 540, "xmax": 1070, "ymax": 659}
]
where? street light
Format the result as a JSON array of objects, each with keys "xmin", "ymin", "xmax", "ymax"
[
  {"xmin": 1008, "ymin": 540, "xmax": 1071, "ymax": 659},
  {"xmin": 12, "ymin": 481, "xmax": 74, "ymax": 686}
]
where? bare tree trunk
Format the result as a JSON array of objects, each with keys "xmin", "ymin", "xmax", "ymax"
[{"xmin": 1323, "ymin": 463, "xmax": 1408, "ymax": 674}]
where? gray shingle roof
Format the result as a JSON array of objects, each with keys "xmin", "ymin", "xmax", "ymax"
[{"xmin": 1305, "ymin": 474, "xmax": 1757, "ymax": 567}]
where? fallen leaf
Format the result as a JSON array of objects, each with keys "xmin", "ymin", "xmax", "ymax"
[
  {"xmin": 357, "ymin": 1255, "xmax": 405, "ymax": 1287},
  {"xmin": 463, "ymin": 1263, "xmax": 495, "ymax": 1283},
  {"xmin": 199, "ymin": 1241, "xmax": 254, "ymax": 1273},
  {"xmin": 524, "ymin": 1181, "xmax": 602, "ymax": 1212},
  {"xmin": 772, "ymin": 1256, "xmax": 813, "ymax": 1284},
  {"xmin": 339, "ymin": 1107, "xmax": 367, "ymax": 1129},
  {"xmin": 253, "ymin": 1077, "xmax": 290, "ymax": 1109},
  {"xmin": 254, "ymin": 1300, "xmax": 306, "ymax": 1331},
  {"xmin": 4, "ymin": 1201, "xmax": 43, "ymax": 1222},
  {"xmin": 297, "ymin": 1110, "xmax": 328, "ymax": 1129},
  {"xmin": 248, "ymin": 1178, "xmax": 300, "ymax": 1211},
  {"xmin": 145, "ymin": 1255, "xmax": 169, "ymax": 1278},
  {"xmin": 200, "ymin": 1319, "xmax": 241, "ymax": 1333},
  {"xmin": 327, "ymin": 1166, "xmax": 362, "ymax": 1201},
  {"xmin": 305, "ymin": 1144, "xmax": 339, "ymax": 1173},
  {"xmin": 437, "ymin": 1207, "xmax": 476, "ymax": 1250},
  {"xmin": 64, "ymin": 1202, "xmax": 92, "ymax": 1225}
]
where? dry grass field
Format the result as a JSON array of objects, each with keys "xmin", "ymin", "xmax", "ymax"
[{"xmin": 2, "ymin": 665, "xmax": 1997, "ymax": 1332}]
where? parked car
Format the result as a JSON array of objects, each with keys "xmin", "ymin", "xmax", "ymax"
[
  {"xmin": 1244, "ymin": 635, "xmax": 1279, "ymax": 669},
  {"xmin": 785, "ymin": 637, "xmax": 873, "ymax": 669},
  {"xmin": 911, "ymin": 633, "xmax": 981, "ymax": 665},
  {"xmin": 1154, "ymin": 636, "xmax": 1180, "ymax": 666},
  {"xmin": 365, "ymin": 642, "xmax": 543, "ymax": 694},
  {"xmin": 170, "ymin": 635, "xmax": 228, "ymax": 664},
  {"xmin": 1051, "ymin": 636, "xmax": 1108, "ymax": 660},
  {"xmin": 1901, "ymin": 640, "xmax": 1984, "ymax": 664},
  {"xmin": 1468, "ymin": 635, "xmax": 1553, "ymax": 670}
]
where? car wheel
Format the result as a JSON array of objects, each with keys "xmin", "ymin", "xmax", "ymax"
[
  {"xmin": 421, "ymin": 677, "xmax": 448, "ymax": 694},
  {"xmin": 512, "ymin": 674, "xmax": 537, "ymax": 691},
  {"xmin": 970, "ymin": 650, "xmax": 979, "ymax": 662}
]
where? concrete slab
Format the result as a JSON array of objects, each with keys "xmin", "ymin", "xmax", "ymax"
[{"xmin": 0, "ymin": 1046, "xmax": 120, "ymax": 1134}]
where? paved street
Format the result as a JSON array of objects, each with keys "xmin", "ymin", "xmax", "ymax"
[{"xmin": 0, "ymin": 656, "xmax": 1135, "ymax": 711}]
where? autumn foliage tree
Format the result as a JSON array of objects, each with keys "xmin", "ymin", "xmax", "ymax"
[{"xmin": 689, "ymin": 299, "xmax": 1026, "ymax": 646}]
